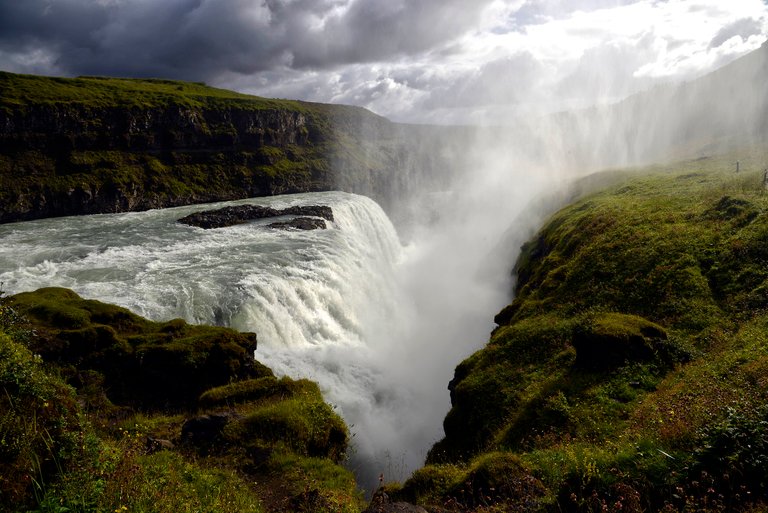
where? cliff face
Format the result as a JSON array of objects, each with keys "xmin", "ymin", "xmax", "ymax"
[
  {"xmin": 0, "ymin": 72, "xmax": 460, "ymax": 224},
  {"xmin": 0, "ymin": 103, "xmax": 311, "ymax": 151},
  {"xmin": 395, "ymin": 150, "xmax": 768, "ymax": 513},
  {"xmin": 0, "ymin": 103, "xmax": 320, "ymax": 221}
]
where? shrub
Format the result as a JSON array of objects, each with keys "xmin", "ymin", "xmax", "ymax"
[
  {"xmin": 225, "ymin": 395, "xmax": 348, "ymax": 462},
  {"xmin": 399, "ymin": 464, "xmax": 464, "ymax": 505},
  {"xmin": 0, "ymin": 332, "xmax": 93, "ymax": 510},
  {"xmin": 199, "ymin": 375, "xmax": 311, "ymax": 407},
  {"xmin": 693, "ymin": 404, "xmax": 768, "ymax": 503}
]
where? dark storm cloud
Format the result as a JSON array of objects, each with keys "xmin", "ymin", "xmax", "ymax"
[
  {"xmin": 0, "ymin": 0, "xmax": 493, "ymax": 80},
  {"xmin": 0, "ymin": 0, "xmax": 300, "ymax": 79},
  {"xmin": 292, "ymin": 0, "xmax": 495, "ymax": 67}
]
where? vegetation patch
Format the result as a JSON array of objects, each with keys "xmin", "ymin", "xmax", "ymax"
[
  {"xmin": 410, "ymin": 148, "xmax": 768, "ymax": 512},
  {"xmin": 0, "ymin": 287, "xmax": 356, "ymax": 512},
  {"xmin": 10, "ymin": 287, "xmax": 270, "ymax": 407}
]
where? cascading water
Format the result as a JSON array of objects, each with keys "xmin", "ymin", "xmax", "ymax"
[
  {"xmin": 0, "ymin": 191, "xmax": 435, "ymax": 486},
  {"xmin": 0, "ymin": 192, "xmax": 400, "ymax": 328}
]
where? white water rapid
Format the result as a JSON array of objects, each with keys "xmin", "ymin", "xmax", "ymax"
[{"xmin": 1, "ymin": 190, "xmax": 508, "ymax": 489}]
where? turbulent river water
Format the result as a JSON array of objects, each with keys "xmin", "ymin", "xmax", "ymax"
[{"xmin": 0, "ymin": 190, "xmax": 516, "ymax": 489}]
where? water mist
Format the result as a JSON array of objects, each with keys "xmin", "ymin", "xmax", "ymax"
[{"xmin": 340, "ymin": 41, "xmax": 768, "ymax": 490}]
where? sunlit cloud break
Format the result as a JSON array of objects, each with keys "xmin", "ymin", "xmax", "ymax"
[{"xmin": 1, "ymin": 0, "xmax": 766, "ymax": 123}]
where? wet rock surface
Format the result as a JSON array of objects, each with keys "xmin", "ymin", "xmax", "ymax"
[
  {"xmin": 267, "ymin": 216, "xmax": 327, "ymax": 230},
  {"xmin": 178, "ymin": 204, "xmax": 333, "ymax": 229}
]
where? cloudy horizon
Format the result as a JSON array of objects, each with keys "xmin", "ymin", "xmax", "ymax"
[{"xmin": 1, "ymin": 0, "xmax": 767, "ymax": 124}]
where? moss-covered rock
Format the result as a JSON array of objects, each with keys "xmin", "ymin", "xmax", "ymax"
[
  {"xmin": 1, "ymin": 287, "xmax": 358, "ymax": 511},
  {"xmin": 572, "ymin": 313, "xmax": 669, "ymax": 370},
  {"xmin": 450, "ymin": 452, "xmax": 546, "ymax": 510},
  {"xmin": 200, "ymin": 375, "xmax": 314, "ymax": 407},
  {"xmin": 420, "ymin": 153, "xmax": 768, "ymax": 512},
  {"xmin": 400, "ymin": 453, "xmax": 546, "ymax": 511},
  {"xmin": 398, "ymin": 464, "xmax": 464, "ymax": 505},
  {"xmin": 222, "ymin": 380, "xmax": 348, "ymax": 463},
  {"xmin": 10, "ymin": 287, "xmax": 271, "ymax": 407}
]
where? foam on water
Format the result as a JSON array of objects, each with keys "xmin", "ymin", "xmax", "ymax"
[{"xmin": 0, "ymin": 191, "xmax": 421, "ymax": 484}]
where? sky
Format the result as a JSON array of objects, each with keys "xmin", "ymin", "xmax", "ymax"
[{"xmin": 1, "ymin": 0, "xmax": 767, "ymax": 124}]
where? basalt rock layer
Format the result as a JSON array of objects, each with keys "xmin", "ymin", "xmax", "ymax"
[{"xmin": 0, "ymin": 72, "xmax": 464, "ymax": 224}]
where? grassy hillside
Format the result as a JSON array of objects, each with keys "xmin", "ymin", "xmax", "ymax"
[
  {"xmin": 0, "ymin": 287, "xmax": 361, "ymax": 513},
  {"xmin": 0, "ymin": 71, "xmax": 455, "ymax": 224},
  {"xmin": 392, "ymin": 148, "xmax": 768, "ymax": 512},
  {"xmin": 0, "ymin": 72, "xmax": 310, "ymax": 111}
]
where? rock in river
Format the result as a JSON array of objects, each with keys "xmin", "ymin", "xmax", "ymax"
[{"xmin": 178, "ymin": 204, "xmax": 333, "ymax": 229}]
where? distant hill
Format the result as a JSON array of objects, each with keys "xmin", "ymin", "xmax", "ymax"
[
  {"xmin": 553, "ymin": 41, "xmax": 768, "ymax": 169},
  {"xmin": 0, "ymin": 72, "xmax": 466, "ymax": 223}
]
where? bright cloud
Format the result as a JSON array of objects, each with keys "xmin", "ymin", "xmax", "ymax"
[{"xmin": 0, "ymin": 0, "xmax": 766, "ymax": 123}]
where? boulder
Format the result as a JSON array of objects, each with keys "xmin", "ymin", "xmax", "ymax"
[
  {"xmin": 145, "ymin": 436, "xmax": 175, "ymax": 454},
  {"xmin": 364, "ymin": 490, "xmax": 428, "ymax": 513},
  {"xmin": 268, "ymin": 217, "xmax": 326, "ymax": 230},
  {"xmin": 181, "ymin": 412, "xmax": 238, "ymax": 446},
  {"xmin": 572, "ymin": 313, "xmax": 668, "ymax": 370}
]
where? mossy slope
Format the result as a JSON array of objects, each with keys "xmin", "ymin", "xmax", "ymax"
[
  {"xmin": 401, "ymin": 150, "xmax": 768, "ymax": 512},
  {"xmin": 0, "ymin": 288, "xmax": 360, "ymax": 513}
]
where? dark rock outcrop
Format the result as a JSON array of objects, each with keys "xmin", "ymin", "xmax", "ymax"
[
  {"xmin": 364, "ymin": 490, "xmax": 428, "ymax": 513},
  {"xmin": 178, "ymin": 204, "xmax": 333, "ymax": 229},
  {"xmin": 572, "ymin": 313, "xmax": 669, "ymax": 370},
  {"xmin": 268, "ymin": 216, "xmax": 327, "ymax": 230},
  {"xmin": 181, "ymin": 412, "xmax": 237, "ymax": 446}
]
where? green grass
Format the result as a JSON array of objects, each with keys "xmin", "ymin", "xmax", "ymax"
[
  {"xmin": 97, "ymin": 450, "xmax": 265, "ymax": 513},
  {"xmin": 0, "ymin": 71, "xmax": 306, "ymax": 112},
  {"xmin": 409, "ymin": 147, "xmax": 768, "ymax": 512},
  {"xmin": 0, "ymin": 288, "xmax": 356, "ymax": 512}
]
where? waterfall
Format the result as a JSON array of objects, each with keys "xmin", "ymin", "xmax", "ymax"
[
  {"xmin": 0, "ymin": 191, "xmax": 422, "ymax": 484},
  {"xmin": 0, "ymin": 183, "xmax": 546, "ymax": 488}
]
